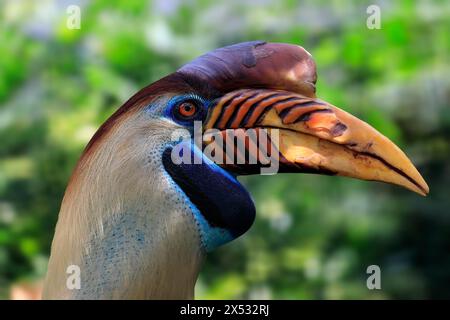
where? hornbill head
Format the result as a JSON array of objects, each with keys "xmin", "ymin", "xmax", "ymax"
[
  {"xmin": 86, "ymin": 41, "xmax": 428, "ymax": 251},
  {"xmin": 124, "ymin": 41, "xmax": 427, "ymax": 246},
  {"xmin": 45, "ymin": 41, "xmax": 429, "ymax": 299}
]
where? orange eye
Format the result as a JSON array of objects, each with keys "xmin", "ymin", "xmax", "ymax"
[{"xmin": 178, "ymin": 102, "xmax": 197, "ymax": 118}]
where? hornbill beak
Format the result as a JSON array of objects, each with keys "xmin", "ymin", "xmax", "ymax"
[
  {"xmin": 177, "ymin": 41, "xmax": 428, "ymax": 196},
  {"xmin": 203, "ymin": 88, "xmax": 429, "ymax": 196}
]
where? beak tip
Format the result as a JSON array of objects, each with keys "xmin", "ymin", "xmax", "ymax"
[
  {"xmin": 416, "ymin": 172, "xmax": 430, "ymax": 196},
  {"xmin": 422, "ymin": 184, "xmax": 430, "ymax": 197},
  {"xmin": 412, "ymin": 179, "xmax": 429, "ymax": 197}
]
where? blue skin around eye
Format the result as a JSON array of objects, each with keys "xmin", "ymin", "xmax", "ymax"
[{"xmin": 164, "ymin": 94, "xmax": 209, "ymax": 125}]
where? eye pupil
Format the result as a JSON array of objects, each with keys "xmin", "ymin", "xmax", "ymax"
[{"xmin": 178, "ymin": 102, "xmax": 197, "ymax": 117}]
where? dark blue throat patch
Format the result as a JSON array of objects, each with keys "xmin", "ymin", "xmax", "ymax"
[{"xmin": 162, "ymin": 141, "xmax": 255, "ymax": 251}]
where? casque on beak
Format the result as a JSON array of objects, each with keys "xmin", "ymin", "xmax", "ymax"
[
  {"xmin": 177, "ymin": 41, "xmax": 428, "ymax": 195},
  {"xmin": 203, "ymin": 88, "xmax": 429, "ymax": 196}
]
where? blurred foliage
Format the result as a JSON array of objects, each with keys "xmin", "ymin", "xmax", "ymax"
[{"xmin": 0, "ymin": 0, "xmax": 449, "ymax": 299}]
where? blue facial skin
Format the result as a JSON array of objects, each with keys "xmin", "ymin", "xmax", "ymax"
[{"xmin": 161, "ymin": 95, "xmax": 256, "ymax": 252}]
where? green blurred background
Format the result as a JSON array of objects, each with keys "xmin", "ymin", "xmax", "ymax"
[{"xmin": 0, "ymin": 0, "xmax": 449, "ymax": 299}]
